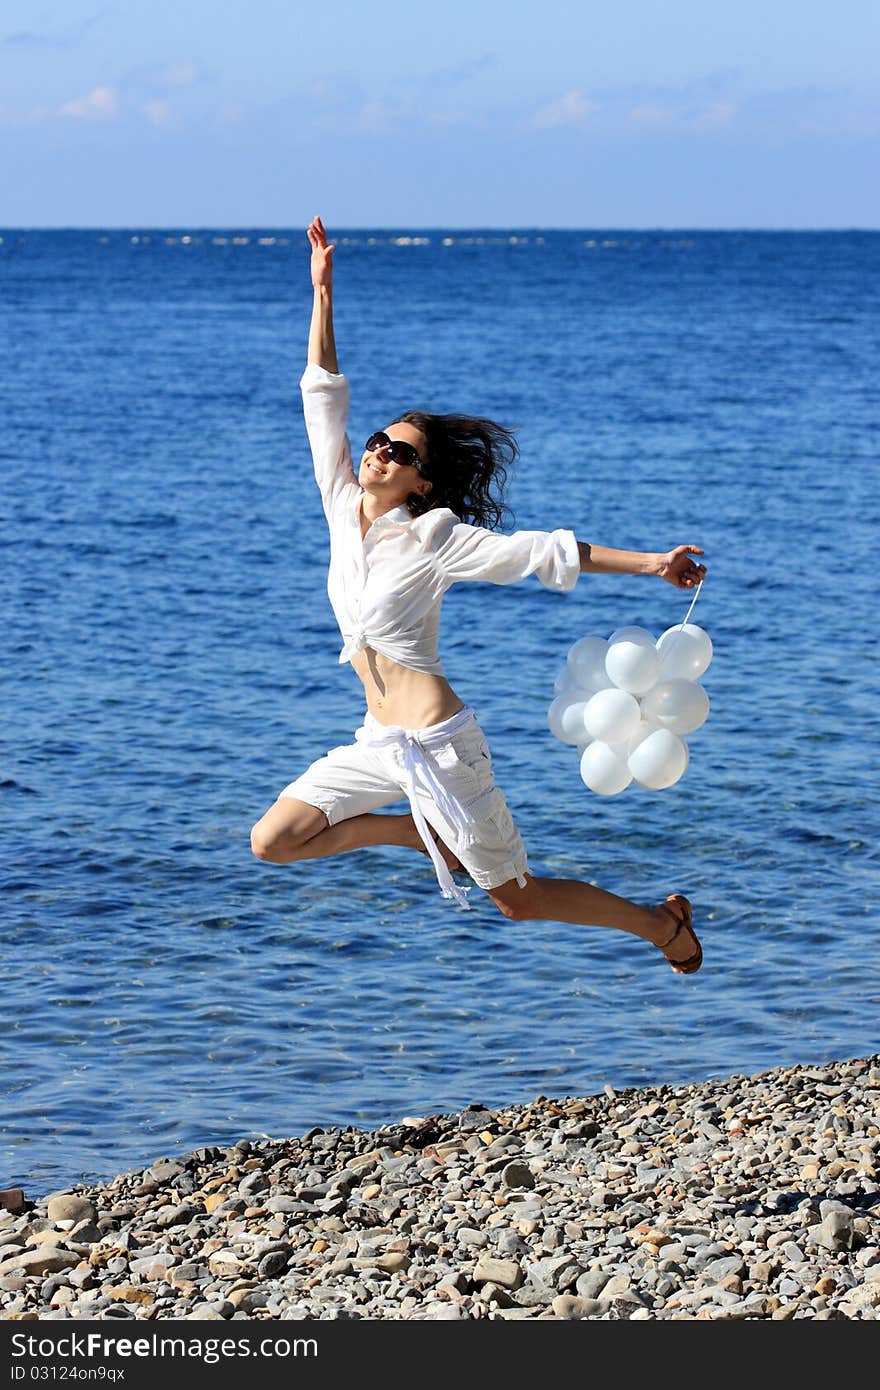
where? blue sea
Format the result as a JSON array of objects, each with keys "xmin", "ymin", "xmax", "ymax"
[{"xmin": 2, "ymin": 229, "xmax": 878, "ymax": 1198}]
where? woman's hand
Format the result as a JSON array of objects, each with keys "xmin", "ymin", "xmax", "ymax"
[
  {"xmin": 308, "ymin": 215, "xmax": 335, "ymax": 288},
  {"xmin": 655, "ymin": 545, "xmax": 707, "ymax": 588}
]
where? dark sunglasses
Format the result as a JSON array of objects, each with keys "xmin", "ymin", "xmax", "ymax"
[{"xmin": 365, "ymin": 431, "xmax": 423, "ymax": 471}]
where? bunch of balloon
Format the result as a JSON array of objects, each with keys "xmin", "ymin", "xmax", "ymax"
[{"xmin": 547, "ymin": 591, "xmax": 712, "ymax": 796}]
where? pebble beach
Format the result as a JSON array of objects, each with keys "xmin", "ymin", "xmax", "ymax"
[{"xmin": 2, "ymin": 1053, "xmax": 878, "ymax": 1322}]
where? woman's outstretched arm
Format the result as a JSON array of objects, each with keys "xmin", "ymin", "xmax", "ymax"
[
  {"xmin": 307, "ymin": 215, "xmax": 338, "ymax": 371},
  {"xmin": 432, "ymin": 516, "xmax": 706, "ymax": 594},
  {"xmin": 578, "ymin": 542, "xmax": 706, "ymax": 588}
]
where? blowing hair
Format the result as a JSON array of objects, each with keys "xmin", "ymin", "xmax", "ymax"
[{"xmin": 390, "ymin": 411, "xmax": 517, "ymax": 530}]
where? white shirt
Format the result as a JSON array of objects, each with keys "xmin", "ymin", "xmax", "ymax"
[{"xmin": 301, "ymin": 363, "xmax": 581, "ymax": 676}]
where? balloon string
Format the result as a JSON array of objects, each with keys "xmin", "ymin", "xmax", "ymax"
[{"xmin": 678, "ymin": 578, "xmax": 703, "ymax": 630}]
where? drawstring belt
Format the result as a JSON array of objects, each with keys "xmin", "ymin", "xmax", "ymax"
[{"xmin": 355, "ymin": 705, "xmax": 478, "ymax": 909}]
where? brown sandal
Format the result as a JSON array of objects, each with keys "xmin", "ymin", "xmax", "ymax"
[{"xmin": 657, "ymin": 894, "xmax": 703, "ymax": 975}]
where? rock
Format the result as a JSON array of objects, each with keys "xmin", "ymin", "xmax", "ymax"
[
  {"xmin": 702, "ymin": 1256, "xmax": 745, "ymax": 1281},
  {"xmin": 27, "ymin": 1230, "xmax": 70, "ymax": 1247},
  {"xmin": 477, "ymin": 1281, "xmax": 516, "ymax": 1308},
  {"xmin": 155, "ymin": 1203, "xmax": 203, "ymax": 1229},
  {"xmin": 109, "ymin": 1286, "xmax": 155, "ymax": 1305},
  {"xmin": 815, "ymin": 1210, "xmax": 854, "ymax": 1252},
  {"xmin": 473, "ymin": 1256, "xmax": 522, "ymax": 1290},
  {"xmin": 46, "ymin": 1196, "xmax": 96, "ymax": 1225},
  {"xmin": 551, "ymin": 1295, "xmax": 602, "ymax": 1319},
  {"xmin": 526, "ymin": 1255, "xmax": 582, "ymax": 1292},
  {"xmin": 208, "ymin": 1251, "xmax": 251, "ymax": 1278},
  {"xmin": 68, "ymin": 1223, "xmax": 102, "ymax": 1245},
  {"xmin": 230, "ymin": 1289, "xmax": 270, "ymax": 1314},
  {"xmin": 186, "ymin": 1302, "xmax": 228, "ymax": 1320},
  {"xmin": 419, "ymin": 1302, "xmax": 463, "ymax": 1319},
  {"xmin": 147, "ymin": 1161, "xmax": 185, "ymax": 1184},
  {"xmin": 501, "ymin": 1162, "xmax": 535, "ymax": 1190},
  {"xmin": 839, "ymin": 1283, "xmax": 880, "ymax": 1310},
  {"xmin": 0, "ymin": 1190, "xmax": 26, "ymax": 1214},
  {"xmin": 129, "ymin": 1254, "xmax": 177, "ymax": 1280},
  {"xmin": 264, "ymin": 1197, "xmax": 312, "ymax": 1215},
  {"xmin": 576, "ymin": 1271, "xmax": 610, "ymax": 1299},
  {"xmin": 602, "ymin": 1274, "xmax": 635, "ymax": 1298},
  {"xmin": 633, "ymin": 1227, "xmax": 673, "ymax": 1249},
  {"xmin": 257, "ymin": 1250, "xmax": 290, "ymax": 1278},
  {"xmin": 0, "ymin": 1248, "xmax": 81, "ymax": 1276},
  {"xmin": 458, "ymin": 1107, "xmax": 496, "ymax": 1133},
  {"xmin": 375, "ymin": 1252, "xmax": 410, "ymax": 1274},
  {"xmin": 238, "ymin": 1172, "xmax": 270, "ymax": 1196}
]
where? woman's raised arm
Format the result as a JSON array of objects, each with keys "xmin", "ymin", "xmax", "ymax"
[
  {"xmin": 301, "ymin": 217, "xmax": 356, "ymax": 515},
  {"xmin": 307, "ymin": 215, "xmax": 339, "ymax": 372}
]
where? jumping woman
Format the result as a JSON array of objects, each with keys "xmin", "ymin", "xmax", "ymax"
[{"xmin": 251, "ymin": 217, "xmax": 707, "ymax": 974}]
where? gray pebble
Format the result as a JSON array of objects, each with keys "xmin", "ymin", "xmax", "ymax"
[{"xmin": 501, "ymin": 1162, "xmax": 535, "ymax": 1190}]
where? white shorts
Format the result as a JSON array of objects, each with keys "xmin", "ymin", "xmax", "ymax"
[{"xmin": 280, "ymin": 709, "xmax": 529, "ymax": 893}]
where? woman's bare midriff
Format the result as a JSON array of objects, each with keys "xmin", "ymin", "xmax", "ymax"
[{"xmin": 350, "ymin": 647, "xmax": 465, "ymax": 729}]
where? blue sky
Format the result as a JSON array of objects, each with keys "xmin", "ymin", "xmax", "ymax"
[{"xmin": 1, "ymin": 1, "xmax": 878, "ymax": 226}]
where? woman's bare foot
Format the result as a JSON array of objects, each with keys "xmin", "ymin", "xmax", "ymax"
[{"xmin": 650, "ymin": 895, "xmax": 703, "ymax": 974}]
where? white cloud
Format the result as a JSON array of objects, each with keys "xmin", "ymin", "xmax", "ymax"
[
  {"xmin": 142, "ymin": 99, "xmax": 173, "ymax": 127},
  {"xmin": 627, "ymin": 99, "xmax": 737, "ymax": 131},
  {"xmin": 694, "ymin": 101, "xmax": 737, "ymax": 130},
  {"xmin": 532, "ymin": 89, "xmax": 598, "ymax": 129},
  {"xmin": 216, "ymin": 101, "xmax": 245, "ymax": 126},
  {"xmin": 357, "ymin": 99, "xmax": 395, "ymax": 133},
  {"xmin": 60, "ymin": 86, "xmax": 116, "ymax": 120},
  {"xmin": 628, "ymin": 103, "xmax": 675, "ymax": 127},
  {"xmin": 161, "ymin": 61, "xmax": 198, "ymax": 88},
  {"xmin": 311, "ymin": 96, "xmax": 404, "ymax": 134}
]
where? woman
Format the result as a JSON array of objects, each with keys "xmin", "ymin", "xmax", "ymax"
[{"xmin": 251, "ymin": 216, "xmax": 707, "ymax": 974}]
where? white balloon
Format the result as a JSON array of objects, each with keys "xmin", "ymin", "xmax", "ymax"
[
  {"xmin": 609, "ymin": 625, "xmax": 655, "ymax": 648},
  {"xmin": 656, "ymin": 623, "xmax": 713, "ymax": 680},
  {"xmin": 583, "ymin": 687, "xmax": 641, "ymax": 744},
  {"xmin": 567, "ymin": 635, "xmax": 610, "ymax": 691},
  {"xmin": 547, "ymin": 696, "xmax": 590, "ymax": 745},
  {"xmin": 641, "ymin": 679, "xmax": 709, "ymax": 736},
  {"xmin": 628, "ymin": 728, "xmax": 688, "ymax": 790},
  {"xmin": 580, "ymin": 741, "xmax": 633, "ymax": 796},
  {"xmin": 605, "ymin": 637, "xmax": 661, "ymax": 695},
  {"xmin": 628, "ymin": 715, "xmax": 662, "ymax": 753},
  {"xmin": 554, "ymin": 665, "xmax": 582, "ymax": 697}
]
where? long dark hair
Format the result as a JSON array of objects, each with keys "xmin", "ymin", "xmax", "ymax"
[{"xmin": 391, "ymin": 411, "xmax": 516, "ymax": 530}]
